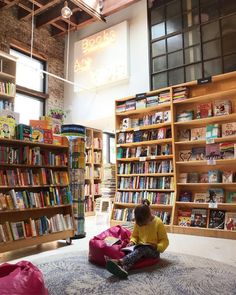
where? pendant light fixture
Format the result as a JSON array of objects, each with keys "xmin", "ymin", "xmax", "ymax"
[{"xmin": 61, "ymin": 1, "xmax": 73, "ymax": 19}]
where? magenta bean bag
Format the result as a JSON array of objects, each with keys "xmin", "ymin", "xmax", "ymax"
[
  {"xmin": 0, "ymin": 261, "xmax": 48, "ymax": 295},
  {"xmin": 89, "ymin": 225, "xmax": 159, "ymax": 269}
]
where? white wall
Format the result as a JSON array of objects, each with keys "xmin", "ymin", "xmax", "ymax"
[{"xmin": 64, "ymin": 0, "xmax": 149, "ymax": 132}]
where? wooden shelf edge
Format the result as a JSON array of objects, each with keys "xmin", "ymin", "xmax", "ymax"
[
  {"xmin": 0, "ymin": 204, "xmax": 72, "ymax": 214},
  {"xmin": 118, "ymin": 173, "xmax": 174, "ymax": 177},
  {"xmin": 116, "ymin": 122, "xmax": 171, "ymax": 133},
  {"xmin": 118, "ymin": 138, "xmax": 172, "ymax": 147},
  {"xmin": 175, "ymin": 135, "xmax": 236, "ymax": 145},
  {"xmin": 0, "ymin": 229, "xmax": 74, "ymax": 253},
  {"xmin": 116, "ymin": 102, "xmax": 171, "ymax": 116},
  {"xmin": 116, "ymin": 155, "xmax": 173, "ymax": 162},
  {"xmin": 0, "ymin": 138, "xmax": 68, "ymax": 149}
]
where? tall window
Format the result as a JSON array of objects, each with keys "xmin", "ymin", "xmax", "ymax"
[
  {"xmin": 149, "ymin": 0, "xmax": 236, "ymax": 89},
  {"xmin": 10, "ymin": 48, "xmax": 46, "ymax": 124},
  {"xmin": 103, "ymin": 133, "xmax": 115, "ymax": 164}
]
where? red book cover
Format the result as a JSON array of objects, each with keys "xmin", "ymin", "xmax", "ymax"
[{"xmin": 43, "ymin": 129, "xmax": 53, "ymax": 144}]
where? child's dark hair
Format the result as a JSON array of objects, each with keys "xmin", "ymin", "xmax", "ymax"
[{"xmin": 134, "ymin": 199, "xmax": 151, "ymax": 225}]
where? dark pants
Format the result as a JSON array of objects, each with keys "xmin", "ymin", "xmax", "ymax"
[{"xmin": 122, "ymin": 245, "xmax": 160, "ymax": 270}]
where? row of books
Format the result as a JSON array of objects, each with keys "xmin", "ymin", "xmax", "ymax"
[
  {"xmin": 116, "ymin": 93, "xmax": 171, "ymax": 113},
  {"xmin": 85, "ymin": 166, "xmax": 92, "ymax": 178},
  {"xmin": 119, "ymin": 111, "xmax": 171, "ymax": 130},
  {"xmin": 0, "ymin": 99, "xmax": 14, "ymax": 111},
  {"xmin": 94, "ymin": 151, "xmax": 102, "ymax": 164},
  {"xmin": 115, "ymin": 191, "xmax": 174, "ymax": 205},
  {"xmin": 0, "ymin": 187, "xmax": 71, "ymax": 210},
  {"xmin": 85, "ymin": 196, "xmax": 93, "ymax": 212},
  {"xmin": 178, "ymin": 123, "xmax": 236, "ymax": 142},
  {"xmin": 0, "ymin": 168, "xmax": 69, "ymax": 187},
  {"xmin": 117, "ymin": 128, "xmax": 171, "ymax": 144},
  {"xmin": 0, "ymin": 82, "xmax": 15, "ymax": 96},
  {"xmin": 117, "ymin": 144, "xmax": 172, "ymax": 159},
  {"xmin": 94, "ymin": 167, "xmax": 101, "ymax": 178},
  {"xmin": 178, "ymin": 189, "xmax": 236, "ymax": 203},
  {"xmin": 0, "ymin": 214, "xmax": 73, "ymax": 243},
  {"xmin": 94, "ymin": 183, "xmax": 101, "ymax": 195},
  {"xmin": 113, "ymin": 208, "xmax": 171, "ymax": 224},
  {"xmin": 84, "ymin": 184, "xmax": 92, "ymax": 196},
  {"xmin": 86, "ymin": 149, "xmax": 92, "ymax": 163},
  {"xmin": 117, "ymin": 160, "xmax": 173, "ymax": 174},
  {"xmin": 173, "ymin": 87, "xmax": 189, "ymax": 102},
  {"xmin": 179, "ymin": 142, "xmax": 236, "ymax": 161},
  {"xmin": 177, "ymin": 99, "xmax": 232, "ymax": 122},
  {"xmin": 93, "ymin": 137, "xmax": 102, "ymax": 149},
  {"xmin": 178, "ymin": 208, "xmax": 236, "ymax": 230},
  {"xmin": 118, "ymin": 176, "xmax": 174, "ymax": 190},
  {"xmin": 0, "ymin": 146, "xmax": 68, "ymax": 166},
  {"xmin": 179, "ymin": 170, "xmax": 236, "ymax": 184}
]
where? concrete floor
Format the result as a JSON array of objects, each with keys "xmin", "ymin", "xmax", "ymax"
[{"xmin": 1, "ymin": 215, "xmax": 236, "ymax": 267}]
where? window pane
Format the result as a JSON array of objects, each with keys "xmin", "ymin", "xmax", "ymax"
[
  {"xmin": 183, "ymin": 9, "xmax": 199, "ymax": 28},
  {"xmin": 151, "ymin": 22, "xmax": 165, "ymax": 40},
  {"xmin": 166, "ymin": 0, "xmax": 181, "ymax": 17},
  {"xmin": 169, "ymin": 68, "xmax": 184, "ymax": 85},
  {"xmin": 202, "ymin": 21, "xmax": 220, "ymax": 42},
  {"xmin": 224, "ymin": 53, "xmax": 236, "ymax": 73},
  {"xmin": 152, "ymin": 72, "xmax": 168, "ymax": 89},
  {"xmin": 204, "ymin": 58, "xmax": 222, "ymax": 77},
  {"xmin": 184, "ymin": 28, "xmax": 200, "ymax": 47},
  {"xmin": 185, "ymin": 45, "xmax": 201, "ymax": 64},
  {"xmin": 153, "ymin": 56, "xmax": 167, "ymax": 72},
  {"xmin": 10, "ymin": 49, "xmax": 44, "ymax": 92},
  {"xmin": 185, "ymin": 63, "xmax": 202, "ymax": 82},
  {"xmin": 222, "ymin": 33, "xmax": 236, "ymax": 55},
  {"xmin": 220, "ymin": 0, "xmax": 236, "ymax": 16},
  {"xmin": 203, "ymin": 39, "xmax": 221, "ymax": 60},
  {"xmin": 151, "ymin": 6, "xmax": 165, "ymax": 25},
  {"xmin": 152, "ymin": 40, "xmax": 166, "ymax": 57},
  {"xmin": 167, "ymin": 15, "xmax": 182, "ymax": 34},
  {"xmin": 200, "ymin": 3, "xmax": 219, "ymax": 23},
  {"xmin": 15, "ymin": 93, "xmax": 44, "ymax": 124},
  {"xmin": 182, "ymin": 0, "xmax": 198, "ymax": 11},
  {"xmin": 109, "ymin": 137, "xmax": 115, "ymax": 164},
  {"xmin": 103, "ymin": 133, "xmax": 108, "ymax": 164},
  {"xmin": 168, "ymin": 50, "xmax": 183, "ymax": 68},
  {"xmin": 167, "ymin": 34, "xmax": 182, "ymax": 52}
]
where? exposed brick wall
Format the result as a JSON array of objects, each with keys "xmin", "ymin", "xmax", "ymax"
[{"xmin": 0, "ymin": 7, "xmax": 65, "ymax": 112}]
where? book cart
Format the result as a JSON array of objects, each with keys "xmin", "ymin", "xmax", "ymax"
[
  {"xmin": 0, "ymin": 137, "xmax": 75, "ymax": 253},
  {"xmin": 112, "ymin": 71, "xmax": 236, "ymax": 240}
]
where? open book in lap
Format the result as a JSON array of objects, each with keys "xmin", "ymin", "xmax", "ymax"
[{"xmin": 121, "ymin": 243, "xmax": 153, "ymax": 253}]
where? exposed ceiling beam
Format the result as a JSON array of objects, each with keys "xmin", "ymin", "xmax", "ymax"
[
  {"xmin": 35, "ymin": 2, "xmax": 65, "ymax": 28},
  {"xmin": 71, "ymin": 0, "xmax": 105, "ymax": 22},
  {"xmin": 2, "ymin": 0, "xmax": 18, "ymax": 9}
]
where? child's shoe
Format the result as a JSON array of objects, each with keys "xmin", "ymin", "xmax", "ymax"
[{"xmin": 106, "ymin": 260, "xmax": 128, "ymax": 279}]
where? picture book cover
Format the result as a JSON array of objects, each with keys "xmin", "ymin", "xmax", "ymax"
[
  {"xmin": 122, "ymin": 243, "xmax": 153, "ymax": 253},
  {"xmin": 16, "ymin": 124, "xmax": 32, "ymax": 141},
  {"xmin": 0, "ymin": 117, "xmax": 16, "ymax": 139},
  {"xmin": 207, "ymin": 188, "xmax": 224, "ymax": 203},
  {"xmin": 213, "ymin": 100, "xmax": 232, "ymax": 116},
  {"xmin": 177, "ymin": 129, "xmax": 190, "ymax": 141},
  {"xmin": 150, "ymin": 130, "xmax": 158, "ymax": 140},
  {"xmin": 190, "ymin": 209, "xmax": 207, "ymax": 227},
  {"xmin": 206, "ymin": 143, "xmax": 222, "ymax": 159},
  {"xmin": 227, "ymin": 192, "xmax": 236, "ymax": 203},
  {"xmin": 104, "ymin": 236, "xmax": 121, "ymax": 246},
  {"xmin": 44, "ymin": 129, "xmax": 53, "ymax": 144},
  {"xmin": 142, "ymin": 131, "xmax": 150, "ymax": 142},
  {"xmin": 0, "ymin": 109, "xmax": 20, "ymax": 124},
  {"xmin": 209, "ymin": 210, "xmax": 225, "ymax": 229},
  {"xmin": 194, "ymin": 193, "xmax": 208, "ymax": 203},
  {"xmin": 29, "ymin": 120, "xmax": 50, "ymax": 130},
  {"xmin": 222, "ymin": 122, "xmax": 236, "ymax": 137},
  {"xmin": 178, "ymin": 209, "xmax": 191, "ymax": 226},
  {"xmin": 188, "ymin": 172, "xmax": 199, "ymax": 183},
  {"xmin": 163, "ymin": 110, "xmax": 171, "ymax": 122},
  {"xmin": 206, "ymin": 124, "xmax": 221, "ymax": 139},
  {"xmin": 136, "ymin": 98, "xmax": 146, "ymax": 109},
  {"xmin": 179, "ymin": 150, "xmax": 192, "ymax": 161},
  {"xmin": 152, "ymin": 112, "xmax": 163, "ymax": 124},
  {"xmin": 208, "ymin": 170, "xmax": 221, "ymax": 183},
  {"xmin": 32, "ymin": 128, "xmax": 44, "ymax": 143},
  {"xmin": 121, "ymin": 118, "xmax": 131, "ymax": 129},
  {"xmin": 191, "ymin": 147, "xmax": 205, "ymax": 160},
  {"xmin": 222, "ymin": 171, "xmax": 233, "ymax": 183},
  {"xmin": 133, "ymin": 130, "xmax": 142, "ymax": 142},
  {"xmin": 157, "ymin": 128, "xmax": 166, "ymax": 139},
  {"xmin": 191, "ymin": 127, "xmax": 206, "ymax": 141},
  {"xmin": 179, "ymin": 173, "xmax": 188, "ymax": 183},
  {"xmin": 176, "ymin": 110, "xmax": 194, "ymax": 122},
  {"xmin": 219, "ymin": 142, "xmax": 234, "ymax": 159},
  {"xmin": 117, "ymin": 132, "xmax": 126, "ymax": 144},
  {"xmin": 179, "ymin": 190, "xmax": 192, "ymax": 202},
  {"xmin": 224, "ymin": 212, "xmax": 236, "ymax": 231},
  {"xmin": 196, "ymin": 102, "xmax": 212, "ymax": 119},
  {"xmin": 125, "ymin": 132, "xmax": 133, "ymax": 143},
  {"xmin": 199, "ymin": 172, "xmax": 208, "ymax": 183}
]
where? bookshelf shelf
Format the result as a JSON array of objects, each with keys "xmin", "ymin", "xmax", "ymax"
[
  {"xmin": 117, "ymin": 155, "xmax": 173, "ymax": 162},
  {"xmin": 0, "ymin": 92, "xmax": 15, "ymax": 99},
  {"xmin": 113, "ymin": 71, "xmax": 236, "ymax": 239},
  {"xmin": 0, "ymin": 133, "xmax": 74, "ymax": 253},
  {"xmin": 174, "ymin": 113, "xmax": 236, "ymax": 127},
  {"xmin": 0, "ymin": 71, "xmax": 15, "ymax": 80},
  {"xmin": 114, "ymin": 202, "xmax": 173, "ymax": 209}
]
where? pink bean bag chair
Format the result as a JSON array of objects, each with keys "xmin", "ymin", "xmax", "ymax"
[
  {"xmin": 89, "ymin": 225, "xmax": 159, "ymax": 269},
  {"xmin": 0, "ymin": 260, "xmax": 48, "ymax": 295}
]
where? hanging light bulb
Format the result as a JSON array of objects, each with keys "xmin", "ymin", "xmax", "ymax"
[{"xmin": 61, "ymin": 1, "xmax": 72, "ymax": 19}]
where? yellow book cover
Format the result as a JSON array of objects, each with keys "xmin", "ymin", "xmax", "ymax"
[{"xmin": 0, "ymin": 117, "xmax": 16, "ymax": 138}]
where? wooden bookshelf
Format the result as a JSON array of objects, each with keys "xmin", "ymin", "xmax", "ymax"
[
  {"xmin": 0, "ymin": 136, "xmax": 75, "ymax": 253},
  {"xmin": 113, "ymin": 71, "xmax": 236, "ymax": 239},
  {"xmin": 84, "ymin": 127, "xmax": 103, "ymax": 216}
]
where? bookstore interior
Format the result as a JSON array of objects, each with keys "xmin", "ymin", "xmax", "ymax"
[{"xmin": 0, "ymin": 0, "xmax": 236, "ymax": 294}]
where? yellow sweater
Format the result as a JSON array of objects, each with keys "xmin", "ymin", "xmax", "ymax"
[{"xmin": 130, "ymin": 216, "xmax": 169, "ymax": 253}]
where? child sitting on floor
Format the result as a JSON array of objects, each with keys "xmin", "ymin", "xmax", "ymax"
[{"xmin": 106, "ymin": 199, "xmax": 169, "ymax": 278}]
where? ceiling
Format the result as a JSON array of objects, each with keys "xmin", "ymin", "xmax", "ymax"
[{"xmin": 0, "ymin": 0, "xmax": 140, "ymax": 37}]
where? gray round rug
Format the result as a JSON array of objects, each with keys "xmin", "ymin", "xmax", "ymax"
[{"xmin": 35, "ymin": 251, "xmax": 236, "ymax": 295}]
